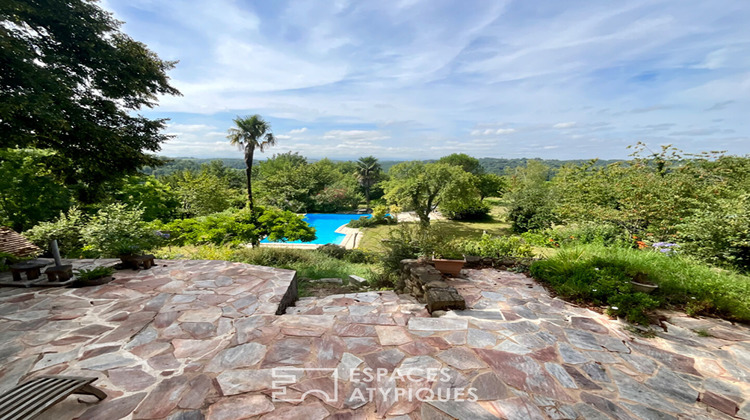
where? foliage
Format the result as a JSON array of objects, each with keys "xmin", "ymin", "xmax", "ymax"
[
  {"xmin": 0, "ymin": 0, "xmax": 180, "ymax": 200},
  {"xmin": 75, "ymin": 266, "xmax": 115, "ymax": 281},
  {"xmin": 379, "ymin": 224, "xmax": 460, "ymax": 271},
  {"xmin": 317, "ymin": 244, "xmax": 375, "ymax": 264},
  {"xmin": 163, "ymin": 169, "xmax": 242, "ymax": 217},
  {"xmin": 158, "ymin": 207, "xmax": 315, "ymax": 246},
  {"xmin": 81, "ymin": 203, "xmax": 161, "ymax": 257},
  {"xmin": 111, "ymin": 175, "xmax": 180, "ymax": 222},
  {"xmin": 523, "ymin": 223, "xmax": 633, "ymax": 248},
  {"xmin": 257, "ymin": 153, "xmax": 361, "ymax": 213},
  {"xmin": 440, "ymin": 198, "xmax": 490, "ymax": 221},
  {"xmin": 227, "ymin": 114, "xmax": 277, "ymax": 210},
  {"xmin": 438, "ymin": 153, "xmax": 484, "ymax": 175},
  {"xmin": 232, "ymin": 246, "xmax": 375, "ymax": 281},
  {"xmin": 460, "ymin": 234, "xmax": 534, "ymax": 259},
  {"xmin": 356, "ymin": 156, "xmax": 383, "ymax": 208},
  {"xmin": 0, "ymin": 149, "xmax": 72, "ymax": 231},
  {"xmin": 530, "ymin": 245, "xmax": 750, "ymax": 323},
  {"xmin": 476, "ymin": 173, "xmax": 508, "ymax": 200},
  {"xmin": 347, "ymin": 206, "xmax": 397, "ymax": 228},
  {"xmin": 506, "ymin": 160, "xmax": 557, "ymax": 232},
  {"xmin": 383, "ymin": 162, "xmax": 477, "ymax": 226},
  {"xmin": 23, "ymin": 207, "xmax": 87, "ymax": 256},
  {"xmin": 677, "ymin": 195, "xmax": 750, "ymax": 272}
]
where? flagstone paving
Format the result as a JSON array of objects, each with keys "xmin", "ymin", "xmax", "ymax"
[{"xmin": 1, "ymin": 261, "xmax": 749, "ymax": 419}]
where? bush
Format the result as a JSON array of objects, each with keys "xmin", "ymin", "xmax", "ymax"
[
  {"xmin": 347, "ymin": 206, "xmax": 397, "ymax": 228},
  {"xmin": 440, "ymin": 199, "xmax": 490, "ymax": 221},
  {"xmin": 678, "ymin": 195, "xmax": 750, "ymax": 272},
  {"xmin": 379, "ymin": 224, "xmax": 460, "ymax": 271},
  {"xmin": 530, "ymin": 245, "xmax": 750, "ymax": 323},
  {"xmin": 160, "ymin": 207, "xmax": 316, "ymax": 246},
  {"xmin": 317, "ymin": 244, "xmax": 374, "ymax": 263},
  {"xmin": 529, "ymin": 223, "xmax": 633, "ymax": 248},
  {"xmin": 75, "ymin": 266, "xmax": 115, "ymax": 281},
  {"xmin": 81, "ymin": 203, "xmax": 162, "ymax": 257},
  {"xmin": 460, "ymin": 234, "xmax": 534, "ymax": 259},
  {"xmin": 24, "ymin": 207, "xmax": 88, "ymax": 256},
  {"xmin": 233, "ymin": 246, "xmax": 374, "ymax": 281}
]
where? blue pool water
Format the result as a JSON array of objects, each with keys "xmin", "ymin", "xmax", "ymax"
[{"xmin": 260, "ymin": 213, "xmax": 370, "ymax": 245}]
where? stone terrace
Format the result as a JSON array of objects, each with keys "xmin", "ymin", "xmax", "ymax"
[{"xmin": 0, "ymin": 261, "xmax": 749, "ymax": 419}]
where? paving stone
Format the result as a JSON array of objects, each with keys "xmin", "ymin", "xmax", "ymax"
[
  {"xmin": 545, "ymin": 362, "xmax": 578, "ymax": 388},
  {"xmin": 629, "ymin": 341, "xmax": 701, "ymax": 376},
  {"xmin": 375, "ymin": 326, "xmax": 413, "ymax": 346},
  {"xmin": 408, "ymin": 317, "xmax": 468, "ymax": 331},
  {"xmin": 336, "ymin": 352, "xmax": 364, "ymax": 380},
  {"xmin": 108, "ymin": 367, "xmax": 156, "ymax": 392},
  {"xmin": 362, "ymin": 348, "xmax": 405, "ymax": 371},
  {"xmin": 491, "ymin": 396, "xmax": 547, "ymax": 420},
  {"xmin": 564, "ymin": 328, "xmax": 604, "ymax": 351},
  {"xmin": 78, "ymin": 392, "xmax": 146, "ymax": 420},
  {"xmin": 580, "ymin": 392, "xmax": 637, "ymax": 420},
  {"xmin": 466, "ymin": 328, "xmax": 497, "ymax": 348},
  {"xmin": 168, "ymin": 410, "xmax": 205, "ymax": 420},
  {"xmin": 504, "ymin": 320, "xmax": 540, "ymax": 334},
  {"xmin": 621, "ymin": 403, "xmax": 679, "ymax": 420},
  {"xmin": 32, "ymin": 349, "xmax": 78, "ymax": 371},
  {"xmin": 178, "ymin": 374, "xmax": 213, "ymax": 409},
  {"xmin": 619, "ymin": 352, "xmax": 657, "ymax": 375},
  {"xmin": 395, "ymin": 355, "xmax": 442, "ymax": 378},
  {"xmin": 436, "ymin": 347, "xmax": 487, "ymax": 370},
  {"xmin": 427, "ymin": 400, "xmax": 499, "ymax": 420},
  {"xmin": 573, "ymin": 403, "xmax": 611, "ymax": 420},
  {"xmin": 259, "ymin": 401, "xmax": 329, "ymax": 420},
  {"xmin": 493, "ymin": 339, "xmax": 532, "ymax": 355},
  {"xmin": 207, "ymin": 394, "xmax": 274, "ymax": 420},
  {"xmin": 470, "ymin": 372, "xmax": 510, "ymax": 400},
  {"xmin": 451, "ymin": 309, "xmax": 505, "ymax": 320},
  {"xmin": 181, "ymin": 322, "xmax": 217, "ymax": 339},
  {"xmin": 512, "ymin": 305, "xmax": 539, "ymax": 320},
  {"xmin": 475, "ymin": 349, "xmax": 572, "ymax": 402},
  {"xmin": 216, "ymin": 369, "xmax": 277, "ymax": 395},
  {"xmin": 76, "ymin": 352, "xmax": 138, "ymax": 371},
  {"xmin": 645, "ymin": 367, "xmax": 699, "ymax": 404},
  {"xmin": 610, "ymin": 368, "xmax": 678, "ymax": 412},
  {"xmin": 558, "ymin": 342, "xmax": 590, "ymax": 364},
  {"xmin": 133, "ymin": 376, "xmax": 190, "ymax": 419},
  {"xmin": 212, "ymin": 342, "xmax": 267, "ymax": 369},
  {"xmin": 570, "ymin": 316, "xmax": 609, "ymax": 334},
  {"xmin": 562, "ymin": 364, "xmax": 602, "ymax": 390}
]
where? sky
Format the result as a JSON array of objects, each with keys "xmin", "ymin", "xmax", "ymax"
[{"xmin": 102, "ymin": 0, "xmax": 750, "ymax": 160}]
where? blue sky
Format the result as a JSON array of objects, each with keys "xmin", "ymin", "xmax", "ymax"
[{"xmin": 103, "ymin": 0, "xmax": 750, "ymax": 160}]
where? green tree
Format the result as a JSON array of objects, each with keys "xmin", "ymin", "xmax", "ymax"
[
  {"xmin": 0, "ymin": 148, "xmax": 72, "ymax": 231},
  {"xmin": 438, "ymin": 153, "xmax": 484, "ymax": 175},
  {"xmin": 356, "ymin": 156, "xmax": 382, "ymax": 209},
  {"xmin": 477, "ymin": 173, "xmax": 508, "ymax": 201},
  {"xmin": 506, "ymin": 160, "xmax": 556, "ymax": 232},
  {"xmin": 383, "ymin": 162, "xmax": 475, "ymax": 226},
  {"xmin": 1, "ymin": 0, "xmax": 180, "ymax": 200},
  {"xmin": 112, "ymin": 175, "xmax": 180, "ymax": 222},
  {"xmin": 165, "ymin": 170, "xmax": 240, "ymax": 217},
  {"xmin": 227, "ymin": 115, "xmax": 276, "ymax": 211}
]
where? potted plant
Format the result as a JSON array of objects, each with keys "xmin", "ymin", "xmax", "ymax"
[
  {"xmin": 73, "ymin": 266, "xmax": 116, "ymax": 287},
  {"xmin": 432, "ymin": 248, "xmax": 466, "ymax": 276}
]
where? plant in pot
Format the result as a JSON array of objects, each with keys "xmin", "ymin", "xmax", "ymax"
[
  {"xmin": 432, "ymin": 244, "xmax": 466, "ymax": 276},
  {"xmin": 73, "ymin": 266, "xmax": 116, "ymax": 287}
]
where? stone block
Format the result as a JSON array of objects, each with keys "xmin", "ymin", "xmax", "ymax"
[
  {"xmin": 425, "ymin": 287, "xmax": 466, "ymax": 313},
  {"xmin": 348, "ymin": 275, "xmax": 368, "ymax": 285}
]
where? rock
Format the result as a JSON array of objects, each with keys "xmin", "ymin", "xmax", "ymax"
[
  {"xmin": 698, "ymin": 391, "xmax": 739, "ymax": 416},
  {"xmin": 78, "ymin": 393, "xmax": 146, "ymax": 420},
  {"xmin": 108, "ymin": 367, "xmax": 156, "ymax": 392},
  {"xmin": 375, "ymin": 326, "xmax": 413, "ymax": 346},
  {"xmin": 261, "ymin": 337, "xmax": 311, "ymax": 366},
  {"xmin": 544, "ymin": 363, "xmax": 578, "ymax": 389},
  {"xmin": 178, "ymin": 374, "xmax": 213, "ymax": 409},
  {"xmin": 491, "ymin": 397, "xmax": 547, "ymax": 420},
  {"xmin": 133, "ymin": 376, "xmax": 190, "ymax": 419},
  {"xmin": 426, "ymin": 400, "xmax": 499, "ymax": 420},
  {"xmin": 425, "ymin": 288, "xmax": 466, "ymax": 313},
  {"xmin": 466, "ymin": 328, "xmax": 497, "ymax": 348},
  {"xmin": 213, "ymin": 342, "xmax": 267, "ymax": 369},
  {"xmin": 168, "ymin": 411, "xmax": 205, "ymax": 420},
  {"xmin": 362, "ymin": 348, "xmax": 405, "ymax": 371},
  {"xmin": 437, "ymin": 347, "xmax": 487, "ymax": 370},
  {"xmin": 408, "ymin": 317, "xmax": 468, "ymax": 332},
  {"xmin": 471, "ymin": 372, "xmax": 510, "ymax": 400},
  {"xmin": 431, "ymin": 310, "xmax": 447, "ymax": 317},
  {"xmin": 570, "ymin": 316, "xmax": 609, "ymax": 334},
  {"xmin": 645, "ymin": 368, "xmax": 699, "ymax": 404},
  {"xmin": 207, "ymin": 394, "xmax": 274, "ymax": 420},
  {"xmin": 259, "ymin": 401, "xmax": 329, "ymax": 420},
  {"xmin": 216, "ymin": 369, "xmax": 277, "ymax": 395},
  {"xmin": 348, "ymin": 275, "xmax": 368, "ymax": 285}
]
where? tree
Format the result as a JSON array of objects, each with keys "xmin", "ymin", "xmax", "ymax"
[
  {"xmin": 1, "ymin": 0, "xmax": 180, "ymax": 200},
  {"xmin": 164, "ymin": 170, "xmax": 240, "ymax": 217},
  {"xmin": 227, "ymin": 115, "xmax": 276, "ymax": 211},
  {"xmin": 477, "ymin": 173, "xmax": 508, "ymax": 200},
  {"xmin": 383, "ymin": 162, "xmax": 475, "ymax": 226},
  {"xmin": 356, "ymin": 156, "xmax": 382, "ymax": 209},
  {"xmin": 438, "ymin": 153, "xmax": 484, "ymax": 175}
]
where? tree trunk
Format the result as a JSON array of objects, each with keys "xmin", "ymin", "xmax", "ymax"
[
  {"xmin": 245, "ymin": 147, "xmax": 255, "ymax": 212},
  {"xmin": 365, "ymin": 185, "xmax": 371, "ymax": 210}
]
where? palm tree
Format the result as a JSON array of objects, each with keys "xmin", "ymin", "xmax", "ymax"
[
  {"xmin": 356, "ymin": 156, "xmax": 382, "ymax": 210},
  {"xmin": 227, "ymin": 115, "xmax": 276, "ymax": 211}
]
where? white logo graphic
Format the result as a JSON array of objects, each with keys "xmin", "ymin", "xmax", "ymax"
[{"xmin": 271, "ymin": 367, "xmax": 339, "ymax": 403}]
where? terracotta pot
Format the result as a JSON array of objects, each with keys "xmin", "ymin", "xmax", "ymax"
[{"xmin": 433, "ymin": 259, "xmax": 466, "ymax": 276}]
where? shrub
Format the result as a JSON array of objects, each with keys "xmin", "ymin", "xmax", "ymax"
[
  {"xmin": 233, "ymin": 247, "xmax": 317, "ymax": 267},
  {"xmin": 317, "ymin": 244, "xmax": 348, "ymax": 259},
  {"xmin": 75, "ymin": 266, "xmax": 115, "ymax": 281},
  {"xmin": 24, "ymin": 207, "xmax": 88, "ymax": 257},
  {"xmin": 440, "ymin": 199, "xmax": 490, "ymax": 221},
  {"xmin": 161, "ymin": 207, "xmax": 316, "ymax": 246},
  {"xmin": 379, "ymin": 224, "xmax": 460, "ymax": 271},
  {"xmin": 81, "ymin": 203, "xmax": 162, "ymax": 257},
  {"xmin": 317, "ymin": 244, "xmax": 374, "ymax": 264},
  {"xmin": 232, "ymin": 246, "xmax": 374, "ymax": 281},
  {"xmin": 677, "ymin": 195, "xmax": 750, "ymax": 272},
  {"xmin": 461, "ymin": 234, "xmax": 534, "ymax": 259},
  {"xmin": 347, "ymin": 206, "xmax": 397, "ymax": 228}
]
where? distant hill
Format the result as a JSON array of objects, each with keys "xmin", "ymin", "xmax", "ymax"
[{"xmin": 143, "ymin": 156, "xmax": 621, "ymax": 177}]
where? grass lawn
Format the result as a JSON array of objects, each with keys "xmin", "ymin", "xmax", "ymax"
[{"xmin": 358, "ymin": 200, "xmax": 511, "ymax": 252}]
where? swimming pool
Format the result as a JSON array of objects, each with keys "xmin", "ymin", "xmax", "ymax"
[{"xmin": 260, "ymin": 213, "xmax": 370, "ymax": 245}]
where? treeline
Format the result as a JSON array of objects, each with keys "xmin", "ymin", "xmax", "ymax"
[{"xmin": 140, "ymin": 157, "xmax": 622, "ymax": 177}]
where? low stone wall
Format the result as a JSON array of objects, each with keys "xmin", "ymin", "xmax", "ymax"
[{"xmin": 397, "ymin": 259, "xmax": 466, "ymax": 313}]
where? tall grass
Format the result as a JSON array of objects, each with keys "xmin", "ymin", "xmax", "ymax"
[{"xmin": 531, "ymin": 245, "xmax": 750, "ymax": 323}]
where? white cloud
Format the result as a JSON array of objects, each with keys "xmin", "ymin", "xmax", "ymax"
[
  {"xmin": 289, "ymin": 127, "xmax": 308, "ymax": 134},
  {"xmin": 553, "ymin": 122, "xmax": 577, "ymax": 129}
]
